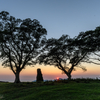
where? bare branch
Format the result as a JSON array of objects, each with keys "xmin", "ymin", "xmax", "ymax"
[
  {"xmin": 94, "ymin": 52, "xmax": 100, "ymax": 57},
  {"xmin": 10, "ymin": 42, "xmax": 19, "ymax": 62},
  {"xmin": 87, "ymin": 60, "xmax": 100, "ymax": 65}
]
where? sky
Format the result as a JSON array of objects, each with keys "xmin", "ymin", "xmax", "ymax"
[{"xmin": 0, "ymin": 0, "xmax": 100, "ymax": 82}]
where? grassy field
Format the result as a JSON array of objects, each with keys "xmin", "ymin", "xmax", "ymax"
[{"xmin": 0, "ymin": 79, "xmax": 100, "ymax": 100}]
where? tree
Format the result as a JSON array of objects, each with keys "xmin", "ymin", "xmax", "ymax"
[
  {"xmin": 0, "ymin": 11, "xmax": 47, "ymax": 83},
  {"xmin": 37, "ymin": 35, "xmax": 88, "ymax": 80},
  {"xmin": 75, "ymin": 26, "xmax": 100, "ymax": 65}
]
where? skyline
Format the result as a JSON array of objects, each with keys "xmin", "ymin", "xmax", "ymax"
[{"xmin": 0, "ymin": 0, "xmax": 100, "ymax": 81}]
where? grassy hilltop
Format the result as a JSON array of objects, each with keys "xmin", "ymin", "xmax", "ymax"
[{"xmin": 0, "ymin": 79, "xmax": 100, "ymax": 100}]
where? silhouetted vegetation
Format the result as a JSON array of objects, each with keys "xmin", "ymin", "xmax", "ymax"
[
  {"xmin": 37, "ymin": 35, "xmax": 89, "ymax": 80},
  {"xmin": 0, "ymin": 11, "xmax": 47, "ymax": 83},
  {"xmin": 75, "ymin": 27, "xmax": 100, "ymax": 65},
  {"xmin": 1, "ymin": 10, "xmax": 100, "ymax": 83}
]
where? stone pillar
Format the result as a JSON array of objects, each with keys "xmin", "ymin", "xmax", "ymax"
[{"xmin": 36, "ymin": 68, "xmax": 43, "ymax": 82}]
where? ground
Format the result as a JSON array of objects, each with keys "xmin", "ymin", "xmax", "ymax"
[{"xmin": 0, "ymin": 79, "xmax": 100, "ymax": 100}]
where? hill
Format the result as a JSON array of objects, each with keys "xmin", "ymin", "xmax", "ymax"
[{"xmin": 0, "ymin": 79, "xmax": 100, "ymax": 100}]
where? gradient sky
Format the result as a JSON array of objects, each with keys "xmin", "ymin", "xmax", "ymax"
[{"xmin": 0, "ymin": 0, "xmax": 100, "ymax": 82}]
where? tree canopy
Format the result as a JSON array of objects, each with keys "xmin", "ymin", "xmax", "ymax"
[
  {"xmin": 37, "ymin": 35, "xmax": 88, "ymax": 79},
  {"xmin": 75, "ymin": 26, "xmax": 100, "ymax": 65},
  {"xmin": 0, "ymin": 11, "xmax": 47, "ymax": 83},
  {"xmin": 0, "ymin": 11, "xmax": 100, "ymax": 82}
]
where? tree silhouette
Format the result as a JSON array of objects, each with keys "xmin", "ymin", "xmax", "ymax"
[
  {"xmin": 75, "ymin": 27, "xmax": 100, "ymax": 65},
  {"xmin": 0, "ymin": 11, "xmax": 47, "ymax": 83},
  {"xmin": 37, "ymin": 35, "xmax": 88, "ymax": 80}
]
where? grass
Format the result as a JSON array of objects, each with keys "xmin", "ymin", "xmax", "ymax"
[{"xmin": 0, "ymin": 79, "xmax": 100, "ymax": 100}]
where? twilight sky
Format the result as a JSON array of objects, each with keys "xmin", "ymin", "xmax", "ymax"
[{"xmin": 0, "ymin": 0, "xmax": 100, "ymax": 82}]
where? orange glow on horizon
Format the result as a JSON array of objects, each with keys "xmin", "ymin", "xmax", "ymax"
[
  {"xmin": 0, "ymin": 63, "xmax": 100, "ymax": 78},
  {"xmin": 56, "ymin": 77, "xmax": 59, "ymax": 80}
]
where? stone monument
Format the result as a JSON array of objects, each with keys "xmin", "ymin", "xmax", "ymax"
[{"xmin": 36, "ymin": 68, "xmax": 43, "ymax": 82}]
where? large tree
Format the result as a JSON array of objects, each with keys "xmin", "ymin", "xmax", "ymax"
[
  {"xmin": 0, "ymin": 11, "xmax": 47, "ymax": 83},
  {"xmin": 37, "ymin": 35, "xmax": 88, "ymax": 80},
  {"xmin": 75, "ymin": 27, "xmax": 100, "ymax": 65}
]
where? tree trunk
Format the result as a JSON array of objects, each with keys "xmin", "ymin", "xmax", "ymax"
[
  {"xmin": 14, "ymin": 71, "xmax": 20, "ymax": 83},
  {"xmin": 67, "ymin": 74, "xmax": 71, "ymax": 80},
  {"xmin": 67, "ymin": 66, "xmax": 74, "ymax": 80},
  {"xmin": 58, "ymin": 62, "xmax": 72, "ymax": 80},
  {"xmin": 63, "ymin": 70, "xmax": 71, "ymax": 80},
  {"xmin": 62, "ymin": 68, "xmax": 72, "ymax": 80}
]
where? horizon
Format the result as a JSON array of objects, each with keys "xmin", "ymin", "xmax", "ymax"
[
  {"xmin": 0, "ymin": 0, "xmax": 100, "ymax": 82},
  {"xmin": 0, "ymin": 63, "xmax": 100, "ymax": 82}
]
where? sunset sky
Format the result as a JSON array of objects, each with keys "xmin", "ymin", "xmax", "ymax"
[{"xmin": 0, "ymin": 0, "xmax": 100, "ymax": 82}]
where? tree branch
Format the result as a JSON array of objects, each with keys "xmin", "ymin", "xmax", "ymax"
[
  {"xmin": 10, "ymin": 42, "xmax": 19, "ymax": 62},
  {"xmin": 75, "ymin": 52, "xmax": 87, "ymax": 66},
  {"xmin": 94, "ymin": 52, "xmax": 100, "ymax": 57}
]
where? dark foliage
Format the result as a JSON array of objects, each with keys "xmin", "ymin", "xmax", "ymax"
[
  {"xmin": 37, "ymin": 35, "xmax": 88, "ymax": 80},
  {"xmin": 0, "ymin": 11, "xmax": 47, "ymax": 83},
  {"xmin": 75, "ymin": 26, "xmax": 100, "ymax": 65}
]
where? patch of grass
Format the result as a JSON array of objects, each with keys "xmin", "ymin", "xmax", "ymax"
[
  {"xmin": 0, "ymin": 95, "xmax": 4, "ymax": 99},
  {"xmin": 0, "ymin": 79, "xmax": 100, "ymax": 100}
]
